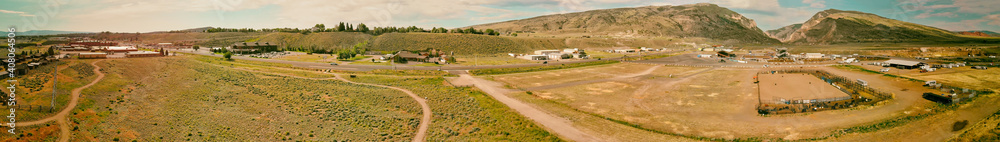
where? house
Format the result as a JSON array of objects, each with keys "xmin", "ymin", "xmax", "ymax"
[
  {"xmin": 125, "ymin": 51, "xmax": 163, "ymax": 58},
  {"xmin": 884, "ymin": 59, "xmax": 924, "ymax": 69},
  {"xmin": 78, "ymin": 53, "xmax": 107, "ymax": 59},
  {"xmin": 805, "ymin": 53, "xmax": 824, "ymax": 58},
  {"xmin": 534, "ymin": 50, "xmax": 561, "ymax": 55},
  {"xmin": 230, "ymin": 42, "xmax": 278, "ymax": 53},
  {"xmin": 396, "ymin": 51, "xmax": 427, "ymax": 62},
  {"xmin": 520, "ymin": 55, "xmax": 548, "ymax": 60},
  {"xmin": 562, "ymin": 48, "xmax": 579, "ymax": 54},
  {"xmin": 103, "ymin": 46, "xmax": 139, "ymax": 52}
]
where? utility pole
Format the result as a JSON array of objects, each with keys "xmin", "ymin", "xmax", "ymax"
[{"xmin": 51, "ymin": 58, "xmax": 57, "ymax": 110}]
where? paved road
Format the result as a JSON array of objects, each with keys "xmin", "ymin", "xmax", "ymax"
[
  {"xmin": 456, "ymin": 73, "xmax": 601, "ymax": 142},
  {"xmin": 18, "ymin": 60, "xmax": 105, "ymax": 142},
  {"xmin": 170, "ymin": 49, "xmax": 684, "ymax": 71}
]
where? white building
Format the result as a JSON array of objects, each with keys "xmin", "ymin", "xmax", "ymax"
[
  {"xmin": 805, "ymin": 53, "xmax": 824, "ymax": 58},
  {"xmin": 534, "ymin": 50, "xmax": 561, "ymax": 55}
]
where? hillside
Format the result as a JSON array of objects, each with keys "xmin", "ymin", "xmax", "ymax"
[
  {"xmin": 766, "ymin": 24, "xmax": 802, "ymax": 41},
  {"xmin": 253, "ymin": 32, "xmax": 373, "ymax": 51},
  {"xmin": 18, "ymin": 30, "xmax": 91, "ymax": 36},
  {"xmin": 467, "ymin": 3, "xmax": 779, "ymax": 44},
  {"xmin": 368, "ymin": 33, "xmax": 568, "ymax": 55},
  {"xmin": 955, "ymin": 31, "xmax": 999, "ymax": 37},
  {"xmin": 782, "ymin": 9, "xmax": 999, "ymax": 44}
]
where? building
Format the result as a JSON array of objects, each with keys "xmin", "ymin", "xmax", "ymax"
[
  {"xmin": 534, "ymin": 50, "xmax": 561, "ymax": 55},
  {"xmin": 103, "ymin": 46, "xmax": 139, "ymax": 52},
  {"xmin": 396, "ymin": 51, "xmax": 427, "ymax": 62},
  {"xmin": 562, "ymin": 48, "xmax": 579, "ymax": 54},
  {"xmin": 78, "ymin": 53, "xmax": 107, "ymax": 59},
  {"xmin": 69, "ymin": 40, "xmax": 117, "ymax": 47},
  {"xmin": 125, "ymin": 51, "xmax": 163, "ymax": 58},
  {"xmin": 520, "ymin": 55, "xmax": 548, "ymax": 60},
  {"xmin": 696, "ymin": 54, "xmax": 713, "ymax": 58},
  {"xmin": 231, "ymin": 42, "xmax": 278, "ymax": 53},
  {"xmin": 884, "ymin": 59, "xmax": 924, "ymax": 69},
  {"xmin": 805, "ymin": 53, "xmax": 824, "ymax": 58}
]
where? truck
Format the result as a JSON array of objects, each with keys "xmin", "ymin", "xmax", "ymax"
[{"xmin": 922, "ymin": 93, "xmax": 952, "ymax": 104}]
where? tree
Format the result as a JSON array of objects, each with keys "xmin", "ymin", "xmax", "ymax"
[
  {"xmin": 485, "ymin": 29, "xmax": 496, "ymax": 35},
  {"xmin": 314, "ymin": 24, "xmax": 325, "ymax": 31},
  {"xmin": 337, "ymin": 22, "xmax": 346, "ymax": 32},
  {"xmin": 223, "ymin": 52, "xmax": 233, "ymax": 60},
  {"xmin": 357, "ymin": 23, "xmax": 369, "ymax": 33},
  {"xmin": 193, "ymin": 45, "xmax": 200, "ymax": 51},
  {"xmin": 47, "ymin": 46, "xmax": 56, "ymax": 56}
]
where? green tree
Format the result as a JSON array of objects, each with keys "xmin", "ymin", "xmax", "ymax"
[
  {"xmin": 223, "ymin": 52, "xmax": 233, "ymax": 60},
  {"xmin": 358, "ymin": 23, "xmax": 370, "ymax": 33},
  {"xmin": 192, "ymin": 45, "xmax": 200, "ymax": 51},
  {"xmin": 337, "ymin": 22, "xmax": 346, "ymax": 31},
  {"xmin": 485, "ymin": 29, "xmax": 496, "ymax": 35}
]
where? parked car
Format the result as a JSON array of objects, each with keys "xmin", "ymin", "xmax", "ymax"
[{"xmin": 330, "ymin": 63, "xmax": 338, "ymax": 66}]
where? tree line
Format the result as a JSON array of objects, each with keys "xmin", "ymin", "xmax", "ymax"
[{"xmin": 206, "ymin": 22, "xmax": 501, "ymax": 36}]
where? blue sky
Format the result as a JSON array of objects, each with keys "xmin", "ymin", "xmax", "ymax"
[{"xmin": 0, "ymin": 0, "xmax": 998, "ymax": 33}]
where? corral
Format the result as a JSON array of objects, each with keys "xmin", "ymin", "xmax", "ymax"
[
  {"xmin": 756, "ymin": 70, "xmax": 894, "ymax": 114},
  {"xmin": 757, "ymin": 73, "xmax": 851, "ymax": 103}
]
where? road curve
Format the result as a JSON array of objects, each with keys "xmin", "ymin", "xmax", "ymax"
[
  {"xmin": 458, "ymin": 73, "xmax": 601, "ymax": 142},
  {"xmin": 331, "ymin": 74, "xmax": 431, "ymax": 142},
  {"xmin": 17, "ymin": 60, "xmax": 105, "ymax": 142},
  {"xmin": 208, "ymin": 63, "xmax": 432, "ymax": 142}
]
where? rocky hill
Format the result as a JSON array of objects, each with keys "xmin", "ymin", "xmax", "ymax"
[
  {"xmin": 779, "ymin": 9, "xmax": 995, "ymax": 44},
  {"xmin": 467, "ymin": 3, "xmax": 779, "ymax": 44},
  {"xmin": 766, "ymin": 24, "xmax": 802, "ymax": 41}
]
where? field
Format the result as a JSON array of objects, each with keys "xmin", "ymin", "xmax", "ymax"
[
  {"xmin": 490, "ymin": 63, "xmax": 702, "ymax": 89},
  {"xmin": 905, "ymin": 68, "xmax": 1000, "ymax": 91},
  {"xmin": 757, "ymin": 73, "xmax": 850, "ymax": 101},
  {"xmin": 469, "ymin": 60, "xmax": 619, "ymax": 75},
  {"xmin": 7, "ymin": 56, "xmax": 428, "ymax": 141},
  {"xmin": 368, "ymin": 33, "xmax": 568, "ymax": 55},
  {"xmin": 452, "ymin": 55, "xmax": 538, "ymax": 66},
  {"xmin": 343, "ymin": 75, "xmax": 561, "ymax": 141}
]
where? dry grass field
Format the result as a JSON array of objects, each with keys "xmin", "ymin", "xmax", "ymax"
[
  {"xmin": 7, "ymin": 56, "xmax": 425, "ymax": 141},
  {"xmin": 757, "ymin": 73, "xmax": 850, "ymax": 101},
  {"xmin": 490, "ymin": 63, "xmax": 673, "ymax": 89},
  {"xmin": 906, "ymin": 68, "xmax": 1000, "ymax": 91}
]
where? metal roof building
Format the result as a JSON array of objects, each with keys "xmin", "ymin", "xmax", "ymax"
[{"xmin": 884, "ymin": 59, "xmax": 924, "ymax": 69}]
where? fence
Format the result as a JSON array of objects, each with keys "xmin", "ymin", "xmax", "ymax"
[{"xmin": 756, "ymin": 69, "xmax": 894, "ymax": 115}]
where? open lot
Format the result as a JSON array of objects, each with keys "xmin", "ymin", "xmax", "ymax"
[{"xmin": 757, "ymin": 73, "xmax": 850, "ymax": 102}]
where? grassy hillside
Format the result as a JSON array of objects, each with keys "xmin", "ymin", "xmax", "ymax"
[
  {"xmin": 368, "ymin": 33, "xmax": 568, "ymax": 55},
  {"xmin": 254, "ymin": 32, "xmax": 373, "ymax": 52},
  {"xmin": 468, "ymin": 3, "xmax": 779, "ymax": 44},
  {"xmin": 785, "ymin": 9, "xmax": 1000, "ymax": 44}
]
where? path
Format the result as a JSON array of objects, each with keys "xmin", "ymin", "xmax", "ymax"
[
  {"xmin": 210, "ymin": 63, "xmax": 431, "ymax": 142},
  {"xmin": 331, "ymin": 74, "xmax": 431, "ymax": 142},
  {"xmin": 523, "ymin": 65, "xmax": 662, "ymax": 91},
  {"xmin": 18, "ymin": 60, "xmax": 105, "ymax": 142},
  {"xmin": 456, "ymin": 73, "xmax": 601, "ymax": 142}
]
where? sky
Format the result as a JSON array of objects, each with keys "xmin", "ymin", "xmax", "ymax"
[{"xmin": 0, "ymin": 0, "xmax": 998, "ymax": 33}]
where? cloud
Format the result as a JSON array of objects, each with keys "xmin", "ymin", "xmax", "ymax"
[
  {"xmin": 911, "ymin": 0, "xmax": 1000, "ymax": 14},
  {"xmin": 709, "ymin": 0, "xmax": 816, "ymax": 30},
  {"xmin": 0, "ymin": 9, "xmax": 36, "ymax": 17},
  {"xmin": 802, "ymin": 0, "xmax": 825, "ymax": 8},
  {"xmin": 914, "ymin": 11, "xmax": 956, "ymax": 19},
  {"xmin": 987, "ymin": 14, "xmax": 1000, "ymax": 26}
]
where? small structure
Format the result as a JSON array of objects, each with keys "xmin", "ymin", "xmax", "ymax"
[
  {"xmin": 103, "ymin": 46, "xmax": 139, "ymax": 52},
  {"xmin": 520, "ymin": 55, "xmax": 548, "ymax": 60},
  {"xmin": 125, "ymin": 51, "xmax": 163, "ymax": 58},
  {"xmin": 396, "ymin": 51, "xmax": 427, "ymax": 62},
  {"xmin": 534, "ymin": 50, "xmax": 561, "ymax": 55},
  {"xmin": 805, "ymin": 53, "xmax": 824, "ymax": 59},
  {"xmin": 884, "ymin": 59, "xmax": 925, "ymax": 69},
  {"xmin": 697, "ymin": 54, "xmax": 713, "ymax": 58},
  {"xmin": 78, "ymin": 53, "xmax": 107, "ymax": 59}
]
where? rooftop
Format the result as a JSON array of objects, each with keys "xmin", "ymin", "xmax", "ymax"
[{"xmin": 885, "ymin": 59, "xmax": 923, "ymax": 66}]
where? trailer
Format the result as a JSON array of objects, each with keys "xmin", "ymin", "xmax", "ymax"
[{"xmin": 922, "ymin": 93, "xmax": 952, "ymax": 104}]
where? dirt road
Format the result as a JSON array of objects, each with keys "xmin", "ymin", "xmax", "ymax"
[
  {"xmin": 210, "ymin": 63, "xmax": 432, "ymax": 142},
  {"xmin": 18, "ymin": 60, "xmax": 105, "ymax": 142},
  {"xmin": 331, "ymin": 74, "xmax": 431, "ymax": 142},
  {"xmin": 457, "ymin": 73, "xmax": 601, "ymax": 142}
]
